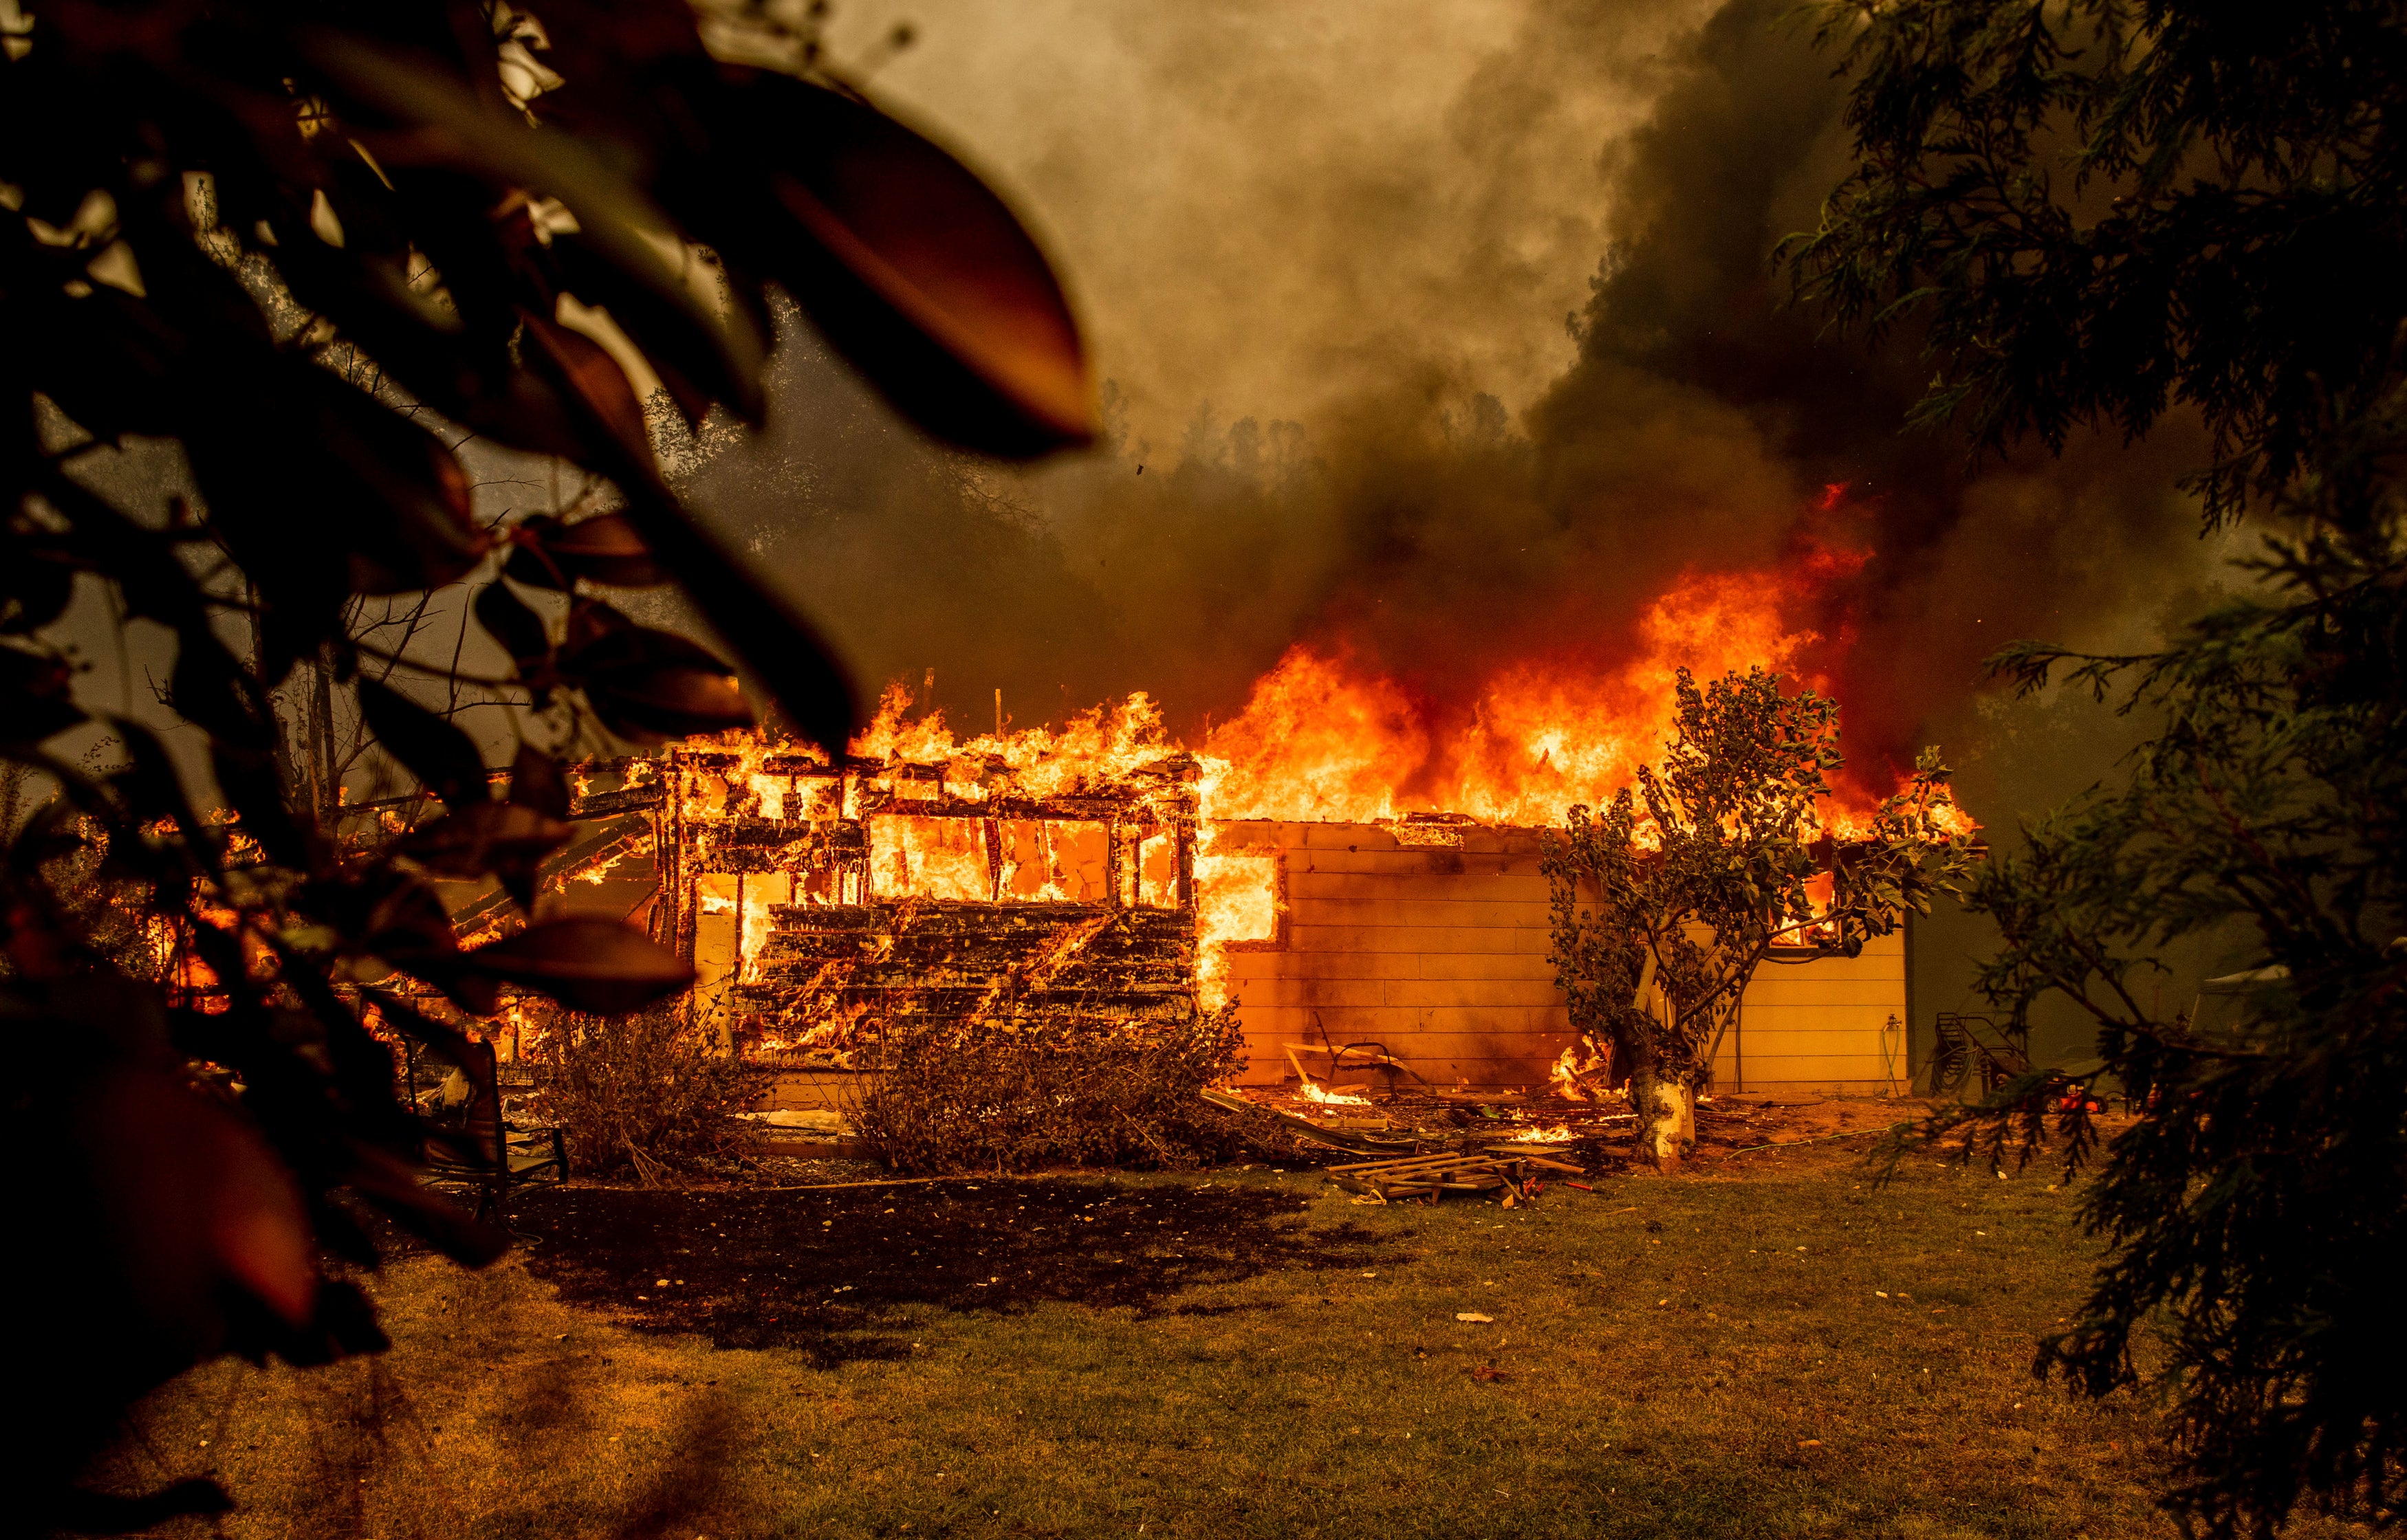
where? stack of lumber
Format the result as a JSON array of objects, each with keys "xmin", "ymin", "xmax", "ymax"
[{"xmin": 1326, "ymin": 1147, "xmax": 1584, "ymax": 1202}]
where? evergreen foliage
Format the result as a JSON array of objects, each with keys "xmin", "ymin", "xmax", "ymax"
[{"xmin": 1791, "ymin": 1, "xmax": 2407, "ymax": 1530}]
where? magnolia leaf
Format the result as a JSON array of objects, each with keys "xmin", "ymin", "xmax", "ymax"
[
  {"xmin": 506, "ymin": 510, "xmax": 668, "ymax": 589},
  {"xmin": 394, "ymin": 801, "xmax": 574, "ymax": 879},
  {"xmin": 213, "ymin": 743, "xmax": 309, "ymax": 868},
  {"xmin": 80, "ymin": 1065, "xmax": 320, "ymax": 1341},
  {"xmin": 105, "ymin": 717, "xmax": 208, "ymax": 848},
  {"xmin": 548, "ymin": 232, "xmax": 762, "ymax": 426},
  {"xmin": 541, "ymin": 512, "xmax": 669, "ymax": 587},
  {"xmin": 562, "ymin": 595, "xmax": 640, "ymax": 655},
  {"xmin": 166, "ymin": 633, "xmax": 267, "ymax": 749},
  {"xmin": 561, "ymin": 622, "xmax": 753, "ymax": 742},
  {"xmin": 582, "ymin": 661, "xmax": 754, "ymax": 744},
  {"xmin": 506, "ymin": 743, "xmax": 573, "ymax": 823},
  {"xmin": 473, "ymin": 580, "xmax": 551, "ymax": 672},
  {"xmin": 338, "ymin": 1138, "xmax": 508, "ymax": 1266},
  {"xmin": 311, "ymin": 383, "xmax": 489, "ymax": 595},
  {"xmin": 503, "ymin": 531, "xmax": 571, "ymax": 592},
  {"xmin": 707, "ymin": 76, "xmax": 1093, "ymax": 457},
  {"xmin": 519, "ymin": 315, "xmax": 858, "ymax": 752},
  {"xmin": 1, "ymin": 553, "xmax": 75, "ymax": 635},
  {"xmin": 298, "ymin": 27, "xmax": 763, "ymax": 413},
  {"xmin": 519, "ymin": 311, "xmax": 655, "ymax": 470},
  {"xmin": 356, "ymin": 679, "xmax": 490, "ymax": 811},
  {"xmin": 0, "ymin": 643, "xmax": 85, "ymax": 746},
  {"xmin": 363, "ymin": 923, "xmax": 502, "ymax": 1018},
  {"xmin": 457, "ymin": 915, "xmax": 694, "ymax": 1014}
]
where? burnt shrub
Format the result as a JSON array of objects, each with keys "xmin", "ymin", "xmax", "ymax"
[
  {"xmin": 525, "ymin": 1006, "xmax": 763, "ymax": 1183},
  {"xmin": 851, "ymin": 1004, "xmax": 1249, "ymax": 1174}
]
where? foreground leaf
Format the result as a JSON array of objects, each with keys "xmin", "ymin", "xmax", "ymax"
[
  {"xmin": 357, "ymin": 679, "xmax": 491, "ymax": 810},
  {"xmin": 457, "ymin": 915, "xmax": 695, "ymax": 1014}
]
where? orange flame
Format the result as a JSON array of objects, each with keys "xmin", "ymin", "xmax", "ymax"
[
  {"xmin": 1499, "ymin": 1123, "xmax": 1576, "ymax": 1144},
  {"xmin": 1201, "ymin": 549, "xmax": 1876, "ymax": 830},
  {"xmin": 1296, "ymin": 1079, "xmax": 1371, "ymax": 1107},
  {"xmin": 677, "ymin": 520, "xmax": 1973, "ymax": 1020},
  {"xmin": 1549, "ymin": 1042, "xmax": 1611, "ymax": 1101}
]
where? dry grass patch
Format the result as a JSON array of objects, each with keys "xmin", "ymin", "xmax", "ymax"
[{"xmin": 92, "ymin": 1149, "xmax": 2368, "ymax": 1539}]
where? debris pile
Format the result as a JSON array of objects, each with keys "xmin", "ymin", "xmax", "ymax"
[
  {"xmin": 1327, "ymin": 1147, "xmax": 1584, "ymax": 1204},
  {"xmin": 1199, "ymin": 1081, "xmax": 1901, "ymax": 1182}
]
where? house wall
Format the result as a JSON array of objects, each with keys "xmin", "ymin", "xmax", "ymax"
[{"xmin": 1215, "ymin": 820, "xmax": 1908, "ymax": 1094}]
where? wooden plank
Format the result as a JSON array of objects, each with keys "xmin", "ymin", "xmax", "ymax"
[
  {"xmin": 1238, "ymin": 978, "xmax": 1393, "ymax": 1009},
  {"xmin": 1282, "ymin": 898, "xmax": 1552, "ymax": 930},
  {"xmin": 1328, "ymin": 1152, "xmax": 1491, "ymax": 1175},
  {"xmin": 1728, "ymin": 1055, "xmax": 1893, "ymax": 1081},
  {"xmin": 1226, "ymin": 977, "xmax": 1564, "ymax": 1011},
  {"xmin": 1482, "ymin": 1150, "xmax": 1585, "ymax": 1174},
  {"xmin": 1285, "ymin": 924, "xmax": 1539, "ymax": 955},
  {"xmin": 1225, "ymin": 952, "xmax": 1424, "ymax": 982},
  {"xmin": 1725, "ymin": 1024, "xmax": 1902, "ymax": 1056},
  {"xmin": 1375, "ymin": 979, "xmax": 1562, "ymax": 1009},
  {"xmin": 1413, "ymin": 952, "xmax": 1561, "ymax": 982},
  {"xmin": 1285, "ymin": 871, "xmax": 1551, "ymax": 903},
  {"xmin": 1740, "ymin": 978, "xmax": 1910, "ymax": 1007}
]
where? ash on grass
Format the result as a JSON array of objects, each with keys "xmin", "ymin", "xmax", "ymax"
[
  {"xmin": 98, "ymin": 1152, "xmax": 2379, "ymax": 1540},
  {"xmin": 510, "ymin": 1178, "xmax": 1391, "ymax": 1360}
]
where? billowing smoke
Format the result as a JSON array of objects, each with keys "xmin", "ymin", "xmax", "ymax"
[{"xmin": 686, "ymin": 0, "xmax": 2224, "ymax": 796}]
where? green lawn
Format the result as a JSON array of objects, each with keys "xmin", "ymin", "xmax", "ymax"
[{"xmin": 100, "ymin": 1145, "xmax": 2357, "ymax": 1539}]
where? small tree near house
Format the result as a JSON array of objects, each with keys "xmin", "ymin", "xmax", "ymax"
[{"xmin": 1543, "ymin": 667, "xmax": 1971, "ymax": 1165}]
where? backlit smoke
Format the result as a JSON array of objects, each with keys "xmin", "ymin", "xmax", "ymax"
[{"xmin": 679, "ymin": 0, "xmax": 2223, "ymax": 802}]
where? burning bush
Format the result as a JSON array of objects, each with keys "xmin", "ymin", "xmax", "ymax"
[
  {"xmin": 851, "ymin": 1005, "xmax": 1248, "ymax": 1175},
  {"xmin": 525, "ymin": 1006, "xmax": 763, "ymax": 1185}
]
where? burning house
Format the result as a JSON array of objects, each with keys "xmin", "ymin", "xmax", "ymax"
[
  {"xmin": 1206, "ymin": 816, "xmax": 1907, "ymax": 1095},
  {"xmin": 527, "ymin": 668, "xmax": 1918, "ymax": 1102}
]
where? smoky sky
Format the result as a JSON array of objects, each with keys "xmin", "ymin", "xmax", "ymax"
[{"xmin": 681, "ymin": 0, "xmax": 2225, "ymax": 793}]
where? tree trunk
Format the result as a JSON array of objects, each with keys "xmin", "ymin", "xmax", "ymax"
[
  {"xmin": 306, "ymin": 657, "xmax": 336, "ymax": 824},
  {"xmin": 1627, "ymin": 1055, "xmax": 1697, "ymax": 1169}
]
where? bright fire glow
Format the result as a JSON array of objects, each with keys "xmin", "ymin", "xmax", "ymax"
[
  {"xmin": 1549, "ymin": 1042, "xmax": 1609, "ymax": 1101},
  {"xmin": 1296, "ymin": 1080, "xmax": 1371, "ymax": 1107},
  {"xmin": 1192, "ymin": 840, "xmax": 1276, "ymax": 1006},
  {"xmin": 656, "ymin": 513, "xmax": 1975, "ymax": 1026},
  {"xmin": 1201, "ymin": 544, "xmax": 1875, "ymax": 830},
  {"xmin": 1501, "ymin": 1123, "xmax": 1576, "ymax": 1143}
]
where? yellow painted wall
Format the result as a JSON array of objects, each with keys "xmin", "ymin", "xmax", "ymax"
[{"xmin": 1215, "ymin": 820, "xmax": 1908, "ymax": 1093}]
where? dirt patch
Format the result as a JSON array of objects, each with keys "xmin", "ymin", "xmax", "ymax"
[{"xmin": 508, "ymin": 1178, "xmax": 1389, "ymax": 1363}]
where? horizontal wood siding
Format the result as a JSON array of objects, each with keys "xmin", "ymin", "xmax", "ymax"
[
  {"xmin": 1710, "ymin": 930, "xmax": 1908, "ymax": 1095},
  {"xmin": 1217, "ymin": 820, "xmax": 1907, "ymax": 1092}
]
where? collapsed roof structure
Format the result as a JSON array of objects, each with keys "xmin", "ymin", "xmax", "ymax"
[{"xmin": 515, "ymin": 732, "xmax": 1910, "ymax": 1099}]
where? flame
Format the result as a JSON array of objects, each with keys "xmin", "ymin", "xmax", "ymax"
[
  {"xmin": 1201, "ymin": 545, "xmax": 1876, "ymax": 830},
  {"xmin": 740, "ymin": 888, "xmax": 776, "ymax": 979},
  {"xmin": 851, "ymin": 682, "xmax": 1176, "ymax": 800},
  {"xmin": 1192, "ymin": 837, "xmax": 1277, "ymax": 1009},
  {"xmin": 747, "ymin": 772, "xmax": 788, "ymax": 820},
  {"xmin": 1296, "ymin": 1079, "xmax": 1371, "ymax": 1107},
  {"xmin": 1500, "ymin": 1123, "xmax": 1576, "ymax": 1144},
  {"xmin": 1197, "ymin": 652, "xmax": 1424, "ymax": 824},
  {"xmin": 660, "ymin": 509, "xmax": 1973, "ymax": 1026},
  {"xmin": 870, "ymin": 814, "xmax": 994, "ymax": 901},
  {"xmin": 1549, "ymin": 1042, "xmax": 1609, "ymax": 1101}
]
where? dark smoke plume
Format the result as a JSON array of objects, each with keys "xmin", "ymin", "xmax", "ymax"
[{"xmin": 685, "ymin": 0, "xmax": 2219, "ymax": 793}]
